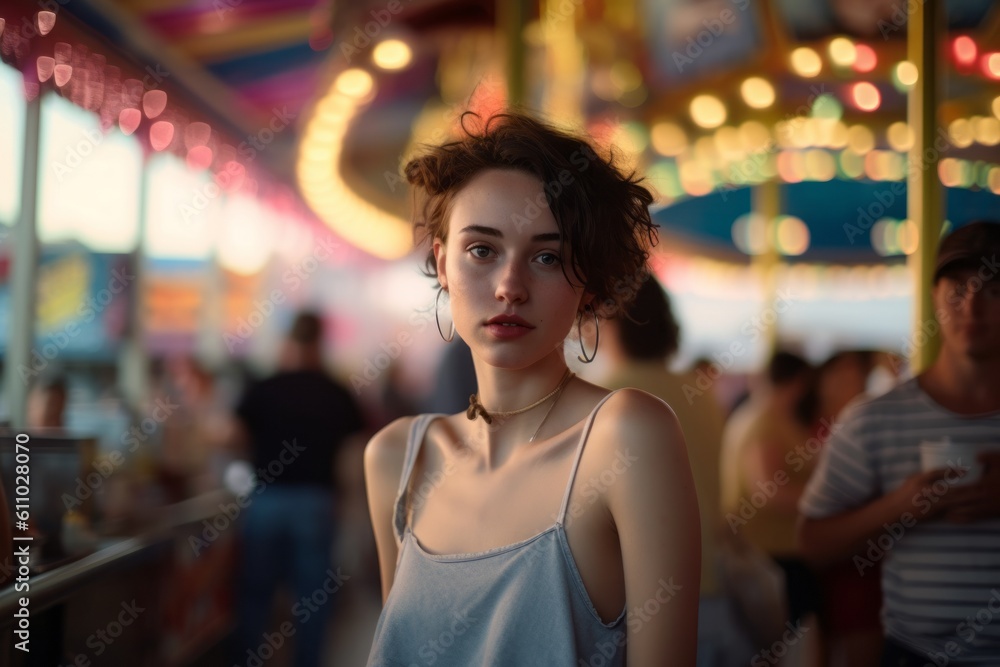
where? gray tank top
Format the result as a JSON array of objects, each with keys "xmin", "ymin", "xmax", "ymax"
[{"xmin": 366, "ymin": 391, "xmax": 627, "ymax": 667}]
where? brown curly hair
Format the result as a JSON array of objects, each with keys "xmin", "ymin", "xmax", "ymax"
[{"xmin": 404, "ymin": 110, "xmax": 658, "ymax": 318}]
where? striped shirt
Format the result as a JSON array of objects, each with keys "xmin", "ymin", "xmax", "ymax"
[{"xmin": 799, "ymin": 378, "xmax": 1000, "ymax": 664}]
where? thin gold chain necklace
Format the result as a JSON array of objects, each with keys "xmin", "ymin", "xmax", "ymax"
[{"xmin": 466, "ymin": 369, "xmax": 575, "ymax": 431}]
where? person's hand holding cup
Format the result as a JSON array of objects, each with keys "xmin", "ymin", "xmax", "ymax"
[
  {"xmin": 918, "ymin": 439, "xmax": 980, "ymax": 486},
  {"xmin": 918, "ymin": 440, "xmax": 1000, "ymax": 523}
]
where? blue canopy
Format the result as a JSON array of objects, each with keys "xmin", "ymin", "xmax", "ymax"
[{"xmin": 653, "ymin": 181, "xmax": 999, "ymax": 263}]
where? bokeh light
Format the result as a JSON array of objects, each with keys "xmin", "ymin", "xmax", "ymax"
[
  {"xmin": 651, "ymin": 121, "xmax": 688, "ymax": 156},
  {"xmin": 851, "ymin": 82, "xmax": 881, "ymax": 111},
  {"xmin": 975, "ymin": 116, "xmax": 1000, "ymax": 145},
  {"xmin": 335, "ymin": 68, "xmax": 375, "ymax": 99},
  {"xmin": 984, "ymin": 53, "xmax": 1000, "ymax": 80},
  {"xmin": 829, "ymin": 37, "xmax": 857, "ymax": 68},
  {"xmin": 952, "ymin": 36, "xmax": 977, "ymax": 67},
  {"xmin": 775, "ymin": 215, "xmax": 810, "ymax": 255},
  {"xmin": 373, "ymin": 39, "xmax": 413, "ymax": 70},
  {"xmin": 690, "ymin": 95, "xmax": 727, "ymax": 129},
  {"xmin": 790, "ymin": 48, "xmax": 822, "ymax": 78},
  {"xmin": 740, "ymin": 77, "xmax": 775, "ymax": 109},
  {"xmin": 894, "ymin": 61, "xmax": 918, "ymax": 89},
  {"xmin": 731, "ymin": 213, "xmax": 768, "ymax": 255},
  {"xmin": 948, "ymin": 118, "xmax": 974, "ymax": 148},
  {"xmin": 853, "ymin": 44, "xmax": 877, "ymax": 73},
  {"xmin": 887, "ymin": 122, "xmax": 913, "ymax": 152},
  {"xmin": 847, "ymin": 124, "xmax": 875, "ymax": 154}
]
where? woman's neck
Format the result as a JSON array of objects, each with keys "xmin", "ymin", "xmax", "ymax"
[
  {"xmin": 466, "ymin": 356, "xmax": 574, "ymax": 469},
  {"xmin": 470, "ymin": 356, "xmax": 570, "ymax": 415}
]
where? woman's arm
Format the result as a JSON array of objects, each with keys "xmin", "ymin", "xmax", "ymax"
[
  {"xmin": 601, "ymin": 389, "xmax": 701, "ymax": 667},
  {"xmin": 363, "ymin": 417, "xmax": 413, "ymax": 604}
]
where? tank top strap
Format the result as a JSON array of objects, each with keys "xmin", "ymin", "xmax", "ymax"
[
  {"xmin": 393, "ymin": 413, "xmax": 443, "ymax": 542},
  {"xmin": 556, "ymin": 389, "xmax": 624, "ymax": 526}
]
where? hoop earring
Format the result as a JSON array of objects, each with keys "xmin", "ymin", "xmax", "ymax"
[
  {"xmin": 435, "ymin": 286, "xmax": 455, "ymax": 343},
  {"xmin": 576, "ymin": 304, "xmax": 599, "ymax": 363}
]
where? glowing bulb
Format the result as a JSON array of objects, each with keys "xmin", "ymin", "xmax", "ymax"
[
  {"xmin": 847, "ymin": 125, "xmax": 875, "ymax": 154},
  {"xmin": 894, "ymin": 61, "xmax": 918, "ymax": 88},
  {"xmin": 973, "ymin": 117, "xmax": 1000, "ymax": 146},
  {"xmin": 150, "ymin": 121, "xmax": 174, "ymax": 151},
  {"xmin": 853, "ymin": 44, "xmax": 877, "ymax": 73},
  {"xmin": 690, "ymin": 95, "xmax": 726, "ymax": 129},
  {"xmin": 373, "ymin": 39, "xmax": 412, "ymax": 70},
  {"xmin": 651, "ymin": 122, "xmax": 687, "ymax": 156},
  {"xmin": 36, "ymin": 56, "xmax": 54, "ymax": 82},
  {"xmin": 983, "ymin": 53, "xmax": 1000, "ymax": 80},
  {"xmin": 852, "ymin": 82, "xmax": 881, "ymax": 111},
  {"xmin": 791, "ymin": 48, "xmax": 822, "ymax": 78},
  {"xmin": 143, "ymin": 90, "xmax": 167, "ymax": 118},
  {"xmin": 335, "ymin": 68, "xmax": 374, "ymax": 99},
  {"xmin": 952, "ymin": 36, "xmax": 977, "ymax": 66},
  {"xmin": 829, "ymin": 37, "xmax": 857, "ymax": 68},
  {"xmin": 948, "ymin": 119, "xmax": 974, "ymax": 148},
  {"xmin": 119, "ymin": 108, "xmax": 141, "ymax": 135},
  {"xmin": 740, "ymin": 77, "xmax": 775, "ymax": 109},
  {"xmin": 36, "ymin": 11, "xmax": 56, "ymax": 36},
  {"xmin": 887, "ymin": 122, "xmax": 913, "ymax": 152}
]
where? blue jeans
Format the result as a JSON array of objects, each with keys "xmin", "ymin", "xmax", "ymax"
[
  {"xmin": 234, "ymin": 485, "xmax": 336, "ymax": 667},
  {"xmin": 697, "ymin": 594, "xmax": 757, "ymax": 667}
]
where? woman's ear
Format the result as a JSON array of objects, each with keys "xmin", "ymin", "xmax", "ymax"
[{"xmin": 433, "ymin": 238, "xmax": 448, "ymax": 290}]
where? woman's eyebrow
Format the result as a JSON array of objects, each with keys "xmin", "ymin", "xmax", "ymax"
[
  {"xmin": 458, "ymin": 225, "xmax": 501, "ymax": 237},
  {"xmin": 459, "ymin": 225, "xmax": 561, "ymax": 243}
]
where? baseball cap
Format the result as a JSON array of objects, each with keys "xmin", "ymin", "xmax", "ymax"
[{"xmin": 933, "ymin": 221, "xmax": 1000, "ymax": 283}]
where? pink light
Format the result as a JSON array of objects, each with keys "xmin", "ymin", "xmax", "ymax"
[
  {"xmin": 853, "ymin": 44, "xmax": 877, "ymax": 73},
  {"xmin": 36, "ymin": 56, "xmax": 54, "ymax": 82},
  {"xmin": 150, "ymin": 120, "xmax": 174, "ymax": 151},
  {"xmin": 953, "ymin": 36, "xmax": 977, "ymax": 67},
  {"xmin": 852, "ymin": 82, "xmax": 881, "ymax": 111},
  {"xmin": 53, "ymin": 42, "xmax": 70, "ymax": 64},
  {"xmin": 142, "ymin": 89, "xmax": 167, "ymax": 118},
  {"xmin": 186, "ymin": 145, "xmax": 213, "ymax": 171},
  {"xmin": 36, "ymin": 11, "xmax": 56, "ymax": 36},
  {"xmin": 122, "ymin": 79, "xmax": 143, "ymax": 107},
  {"xmin": 53, "ymin": 64, "xmax": 72, "ymax": 87},
  {"xmin": 119, "ymin": 108, "xmax": 141, "ymax": 135}
]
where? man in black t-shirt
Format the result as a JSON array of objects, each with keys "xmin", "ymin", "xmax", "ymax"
[{"xmin": 232, "ymin": 311, "xmax": 365, "ymax": 667}]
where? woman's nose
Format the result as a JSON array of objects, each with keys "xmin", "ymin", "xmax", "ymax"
[{"xmin": 495, "ymin": 260, "xmax": 528, "ymax": 304}]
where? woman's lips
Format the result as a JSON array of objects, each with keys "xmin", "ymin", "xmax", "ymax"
[{"xmin": 484, "ymin": 322, "xmax": 533, "ymax": 339}]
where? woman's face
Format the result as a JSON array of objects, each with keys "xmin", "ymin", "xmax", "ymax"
[{"xmin": 434, "ymin": 168, "xmax": 592, "ymax": 369}]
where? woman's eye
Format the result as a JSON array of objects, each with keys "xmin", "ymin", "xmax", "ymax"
[
  {"xmin": 469, "ymin": 245, "xmax": 492, "ymax": 259},
  {"xmin": 537, "ymin": 252, "xmax": 561, "ymax": 266}
]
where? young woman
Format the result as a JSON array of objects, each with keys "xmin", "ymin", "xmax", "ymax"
[{"xmin": 364, "ymin": 111, "xmax": 700, "ymax": 666}]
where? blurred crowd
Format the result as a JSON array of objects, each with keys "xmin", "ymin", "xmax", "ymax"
[{"xmin": 0, "ymin": 270, "xmax": 982, "ymax": 667}]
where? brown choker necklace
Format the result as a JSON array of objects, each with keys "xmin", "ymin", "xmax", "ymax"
[{"xmin": 467, "ymin": 369, "xmax": 575, "ymax": 425}]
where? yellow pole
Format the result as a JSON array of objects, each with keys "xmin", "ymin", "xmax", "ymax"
[
  {"xmin": 907, "ymin": 0, "xmax": 943, "ymax": 373},
  {"xmin": 541, "ymin": 0, "xmax": 584, "ymax": 126},
  {"xmin": 499, "ymin": 0, "xmax": 529, "ymax": 107},
  {"xmin": 752, "ymin": 179, "xmax": 782, "ymax": 356}
]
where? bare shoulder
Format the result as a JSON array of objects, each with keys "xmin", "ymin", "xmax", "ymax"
[
  {"xmin": 573, "ymin": 387, "xmax": 690, "ymax": 501},
  {"xmin": 593, "ymin": 387, "xmax": 685, "ymax": 453},
  {"xmin": 364, "ymin": 415, "xmax": 418, "ymax": 493}
]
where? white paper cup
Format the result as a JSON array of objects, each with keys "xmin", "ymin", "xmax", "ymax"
[{"xmin": 918, "ymin": 440, "xmax": 983, "ymax": 486}]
